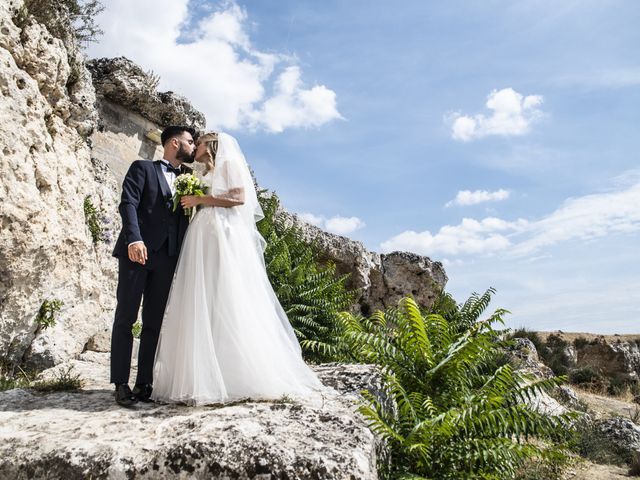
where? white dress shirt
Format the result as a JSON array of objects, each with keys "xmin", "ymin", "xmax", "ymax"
[{"xmin": 158, "ymin": 158, "xmax": 179, "ymax": 196}]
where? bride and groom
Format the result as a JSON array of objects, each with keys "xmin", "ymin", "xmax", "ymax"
[{"xmin": 110, "ymin": 126, "xmax": 325, "ymax": 407}]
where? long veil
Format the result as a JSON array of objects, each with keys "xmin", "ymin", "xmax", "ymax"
[
  {"xmin": 210, "ymin": 132, "xmax": 266, "ymax": 251},
  {"xmin": 209, "ymin": 132, "xmax": 301, "ymax": 354}
]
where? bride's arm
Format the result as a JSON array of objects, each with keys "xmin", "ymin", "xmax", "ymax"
[{"xmin": 181, "ymin": 187, "xmax": 245, "ymax": 208}]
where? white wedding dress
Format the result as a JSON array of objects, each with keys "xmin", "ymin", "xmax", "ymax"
[{"xmin": 150, "ymin": 133, "xmax": 326, "ymax": 405}]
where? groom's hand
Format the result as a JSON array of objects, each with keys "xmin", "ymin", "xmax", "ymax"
[{"xmin": 128, "ymin": 242, "xmax": 148, "ymax": 265}]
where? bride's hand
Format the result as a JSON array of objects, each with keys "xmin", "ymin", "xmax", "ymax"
[{"xmin": 180, "ymin": 195, "xmax": 201, "ymax": 208}]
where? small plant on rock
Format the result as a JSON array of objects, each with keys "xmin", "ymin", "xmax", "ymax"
[
  {"xmin": 83, "ymin": 195, "xmax": 105, "ymax": 244},
  {"xmin": 131, "ymin": 321, "xmax": 142, "ymax": 339},
  {"xmin": 35, "ymin": 299, "xmax": 64, "ymax": 331},
  {"xmin": 32, "ymin": 365, "xmax": 84, "ymax": 392},
  {"xmin": 20, "ymin": 0, "xmax": 105, "ymax": 45}
]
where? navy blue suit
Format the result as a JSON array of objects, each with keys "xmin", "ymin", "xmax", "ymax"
[{"xmin": 110, "ymin": 160, "xmax": 190, "ymax": 385}]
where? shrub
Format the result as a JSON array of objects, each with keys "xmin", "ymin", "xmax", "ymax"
[
  {"xmin": 543, "ymin": 334, "xmax": 573, "ymax": 376},
  {"xmin": 510, "ymin": 328, "xmax": 545, "ymax": 355},
  {"xmin": 339, "ymin": 291, "xmax": 577, "ymax": 479},
  {"xmin": 83, "ymin": 196, "xmax": 105, "ymax": 244},
  {"xmin": 607, "ymin": 374, "xmax": 639, "ymax": 398},
  {"xmin": 514, "ymin": 453, "xmax": 569, "ymax": 480},
  {"xmin": 566, "ymin": 418, "xmax": 630, "ymax": 466},
  {"xmin": 19, "ymin": 0, "xmax": 105, "ymax": 45},
  {"xmin": 35, "ymin": 299, "xmax": 64, "ymax": 331},
  {"xmin": 257, "ymin": 191, "xmax": 356, "ymax": 363},
  {"xmin": 569, "ymin": 366, "xmax": 602, "ymax": 386},
  {"xmin": 573, "ymin": 336, "xmax": 589, "ymax": 349},
  {"xmin": 32, "ymin": 365, "xmax": 84, "ymax": 392},
  {"xmin": 0, "ymin": 372, "xmax": 29, "ymax": 392}
]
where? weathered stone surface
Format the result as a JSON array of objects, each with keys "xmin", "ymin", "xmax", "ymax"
[
  {"xmin": 576, "ymin": 337, "xmax": 640, "ymax": 379},
  {"xmin": 2, "ymin": 4, "xmax": 98, "ymax": 137},
  {"xmin": 507, "ymin": 338, "xmax": 572, "ymax": 415},
  {"xmin": 90, "ymin": 99, "xmax": 165, "ymax": 180},
  {"xmin": 87, "ymin": 56, "xmax": 206, "ymax": 131},
  {"xmin": 595, "ymin": 417, "xmax": 640, "ymax": 460},
  {"xmin": 507, "ymin": 338, "xmax": 554, "ymax": 379},
  {"xmin": 0, "ymin": 0, "xmax": 117, "ymax": 369},
  {"xmin": 0, "ymin": 357, "xmax": 383, "ymax": 479},
  {"xmin": 554, "ymin": 385, "xmax": 582, "ymax": 410},
  {"xmin": 282, "ymin": 210, "xmax": 448, "ymax": 315}
]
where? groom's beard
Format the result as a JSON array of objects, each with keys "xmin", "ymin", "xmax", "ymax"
[{"xmin": 176, "ymin": 144, "xmax": 195, "ymax": 164}]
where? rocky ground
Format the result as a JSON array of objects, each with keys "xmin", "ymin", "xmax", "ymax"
[
  {"xmin": 563, "ymin": 461, "xmax": 633, "ymax": 480},
  {"xmin": 574, "ymin": 388, "xmax": 640, "ymax": 421},
  {"xmin": 562, "ymin": 384, "xmax": 640, "ymax": 479},
  {"xmin": 0, "ymin": 355, "xmax": 385, "ymax": 479}
]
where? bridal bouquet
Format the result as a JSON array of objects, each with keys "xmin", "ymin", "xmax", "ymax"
[{"xmin": 172, "ymin": 173, "xmax": 208, "ymax": 220}]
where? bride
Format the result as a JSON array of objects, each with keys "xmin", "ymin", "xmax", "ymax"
[{"xmin": 151, "ymin": 132, "xmax": 326, "ymax": 405}]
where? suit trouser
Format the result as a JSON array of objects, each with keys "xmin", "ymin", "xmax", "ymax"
[{"xmin": 110, "ymin": 242, "xmax": 178, "ymax": 385}]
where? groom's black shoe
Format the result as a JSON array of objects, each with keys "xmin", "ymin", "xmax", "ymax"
[
  {"xmin": 114, "ymin": 383, "xmax": 138, "ymax": 407},
  {"xmin": 132, "ymin": 383, "xmax": 153, "ymax": 402}
]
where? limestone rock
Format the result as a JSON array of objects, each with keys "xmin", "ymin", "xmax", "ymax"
[
  {"xmin": 0, "ymin": 0, "xmax": 117, "ymax": 369},
  {"xmin": 554, "ymin": 384, "xmax": 582, "ymax": 410},
  {"xmin": 576, "ymin": 337, "xmax": 640, "ymax": 379},
  {"xmin": 595, "ymin": 417, "xmax": 640, "ymax": 460},
  {"xmin": 507, "ymin": 337, "xmax": 554, "ymax": 379},
  {"xmin": 87, "ymin": 57, "xmax": 206, "ymax": 131},
  {"xmin": 3, "ymin": 2, "xmax": 98, "ymax": 137},
  {"xmin": 507, "ymin": 338, "xmax": 572, "ymax": 416},
  {"xmin": 0, "ymin": 357, "xmax": 383, "ymax": 479},
  {"xmin": 282, "ymin": 210, "xmax": 448, "ymax": 315}
]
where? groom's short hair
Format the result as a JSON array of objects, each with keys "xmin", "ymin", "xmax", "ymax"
[{"xmin": 161, "ymin": 126, "xmax": 197, "ymax": 146}]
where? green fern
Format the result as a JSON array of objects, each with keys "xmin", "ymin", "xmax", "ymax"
[
  {"xmin": 341, "ymin": 292, "xmax": 579, "ymax": 479},
  {"xmin": 257, "ymin": 191, "xmax": 356, "ymax": 362}
]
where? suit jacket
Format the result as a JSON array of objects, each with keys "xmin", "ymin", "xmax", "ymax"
[{"xmin": 112, "ymin": 160, "xmax": 191, "ymax": 258}]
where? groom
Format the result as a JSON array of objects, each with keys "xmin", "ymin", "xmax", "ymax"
[{"xmin": 110, "ymin": 125, "xmax": 196, "ymax": 407}]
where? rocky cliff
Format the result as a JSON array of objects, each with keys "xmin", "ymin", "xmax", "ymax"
[
  {"xmin": 0, "ymin": 1, "xmax": 447, "ymax": 372},
  {"xmin": 280, "ymin": 211, "xmax": 447, "ymax": 315},
  {"xmin": 576, "ymin": 337, "xmax": 640, "ymax": 379},
  {"xmin": 0, "ymin": 0, "xmax": 117, "ymax": 370}
]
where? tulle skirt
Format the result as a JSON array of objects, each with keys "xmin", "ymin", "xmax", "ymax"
[{"xmin": 151, "ymin": 206, "xmax": 325, "ymax": 405}]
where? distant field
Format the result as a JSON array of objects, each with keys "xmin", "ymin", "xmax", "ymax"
[{"xmin": 535, "ymin": 331, "xmax": 640, "ymax": 343}]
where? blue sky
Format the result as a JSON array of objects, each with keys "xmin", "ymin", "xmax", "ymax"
[{"xmin": 88, "ymin": 0, "xmax": 640, "ymax": 333}]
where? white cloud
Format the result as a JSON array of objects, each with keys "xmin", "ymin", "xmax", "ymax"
[
  {"xmin": 325, "ymin": 216, "xmax": 366, "ymax": 235},
  {"xmin": 298, "ymin": 212, "xmax": 324, "ymax": 227},
  {"xmin": 248, "ymin": 66, "xmax": 343, "ymax": 133},
  {"xmin": 450, "ymin": 88, "xmax": 544, "ymax": 141},
  {"xmin": 380, "ymin": 217, "xmax": 526, "ymax": 256},
  {"xmin": 382, "ymin": 178, "xmax": 640, "ymax": 258},
  {"xmin": 446, "ymin": 189, "xmax": 510, "ymax": 207},
  {"xmin": 511, "ymin": 180, "xmax": 640, "ymax": 256},
  {"xmin": 87, "ymin": 0, "xmax": 342, "ymax": 132},
  {"xmin": 298, "ymin": 213, "xmax": 366, "ymax": 235}
]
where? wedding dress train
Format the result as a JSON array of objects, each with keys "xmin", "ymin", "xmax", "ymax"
[{"xmin": 150, "ymin": 133, "xmax": 325, "ymax": 405}]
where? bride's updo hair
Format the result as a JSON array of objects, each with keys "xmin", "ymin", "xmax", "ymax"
[{"xmin": 199, "ymin": 132, "xmax": 219, "ymax": 174}]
